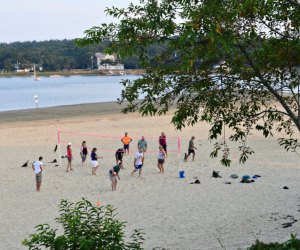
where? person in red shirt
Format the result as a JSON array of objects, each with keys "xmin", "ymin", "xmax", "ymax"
[
  {"xmin": 159, "ymin": 132, "xmax": 167, "ymax": 157},
  {"xmin": 66, "ymin": 143, "xmax": 73, "ymax": 172}
]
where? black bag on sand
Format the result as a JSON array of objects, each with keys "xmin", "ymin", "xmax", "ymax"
[
  {"xmin": 190, "ymin": 179, "xmax": 200, "ymax": 184},
  {"xmin": 212, "ymin": 171, "xmax": 221, "ymax": 178}
]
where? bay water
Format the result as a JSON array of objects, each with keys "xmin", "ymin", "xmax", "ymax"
[{"xmin": 0, "ymin": 75, "xmax": 140, "ymax": 112}]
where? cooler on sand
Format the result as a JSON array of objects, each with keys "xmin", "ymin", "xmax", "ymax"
[{"xmin": 179, "ymin": 170, "xmax": 185, "ymax": 178}]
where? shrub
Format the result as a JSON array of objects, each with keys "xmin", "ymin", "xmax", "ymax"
[
  {"xmin": 248, "ymin": 234, "xmax": 300, "ymax": 250},
  {"xmin": 22, "ymin": 198, "xmax": 144, "ymax": 250}
]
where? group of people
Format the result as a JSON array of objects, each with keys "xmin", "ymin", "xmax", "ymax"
[{"xmin": 32, "ymin": 132, "xmax": 197, "ymax": 192}]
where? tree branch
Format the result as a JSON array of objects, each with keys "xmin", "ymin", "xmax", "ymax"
[
  {"xmin": 250, "ymin": 109, "xmax": 289, "ymax": 118},
  {"xmin": 286, "ymin": 0, "xmax": 300, "ymax": 8},
  {"xmin": 236, "ymin": 44, "xmax": 300, "ymax": 131},
  {"xmin": 257, "ymin": 17, "xmax": 293, "ymax": 39}
]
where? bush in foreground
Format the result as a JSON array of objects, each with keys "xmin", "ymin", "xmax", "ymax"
[
  {"xmin": 248, "ymin": 234, "xmax": 300, "ymax": 250},
  {"xmin": 22, "ymin": 198, "xmax": 144, "ymax": 250}
]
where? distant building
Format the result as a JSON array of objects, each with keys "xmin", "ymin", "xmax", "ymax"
[
  {"xmin": 95, "ymin": 53, "xmax": 124, "ymax": 70},
  {"xmin": 97, "ymin": 64, "xmax": 125, "ymax": 70},
  {"xmin": 14, "ymin": 62, "xmax": 30, "ymax": 72},
  {"xmin": 95, "ymin": 53, "xmax": 116, "ymax": 62},
  {"xmin": 15, "ymin": 68, "xmax": 30, "ymax": 72}
]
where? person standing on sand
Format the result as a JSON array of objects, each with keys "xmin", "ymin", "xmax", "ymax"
[
  {"xmin": 137, "ymin": 136, "xmax": 148, "ymax": 161},
  {"xmin": 90, "ymin": 148, "xmax": 103, "ymax": 175},
  {"xmin": 32, "ymin": 156, "xmax": 44, "ymax": 191},
  {"xmin": 159, "ymin": 132, "xmax": 167, "ymax": 157},
  {"xmin": 121, "ymin": 132, "xmax": 132, "ymax": 155},
  {"xmin": 80, "ymin": 141, "xmax": 88, "ymax": 166},
  {"xmin": 131, "ymin": 148, "xmax": 144, "ymax": 177},
  {"xmin": 157, "ymin": 146, "xmax": 166, "ymax": 173},
  {"xmin": 109, "ymin": 162, "xmax": 121, "ymax": 191},
  {"xmin": 184, "ymin": 136, "xmax": 197, "ymax": 161},
  {"xmin": 66, "ymin": 143, "xmax": 73, "ymax": 172},
  {"xmin": 115, "ymin": 148, "xmax": 125, "ymax": 168}
]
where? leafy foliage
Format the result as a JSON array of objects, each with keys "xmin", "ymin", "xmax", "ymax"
[
  {"xmin": 22, "ymin": 198, "xmax": 144, "ymax": 250},
  {"xmin": 248, "ymin": 234, "xmax": 300, "ymax": 250},
  {"xmin": 78, "ymin": 0, "xmax": 300, "ymax": 166},
  {"xmin": 0, "ymin": 39, "xmax": 165, "ymax": 71},
  {"xmin": 0, "ymin": 40, "xmax": 104, "ymax": 71}
]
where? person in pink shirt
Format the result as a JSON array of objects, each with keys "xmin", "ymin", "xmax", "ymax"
[{"xmin": 66, "ymin": 143, "xmax": 73, "ymax": 172}]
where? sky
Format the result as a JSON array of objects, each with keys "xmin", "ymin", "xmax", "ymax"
[{"xmin": 0, "ymin": 0, "xmax": 138, "ymax": 43}]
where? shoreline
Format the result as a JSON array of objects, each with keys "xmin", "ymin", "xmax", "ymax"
[
  {"xmin": 0, "ymin": 69, "xmax": 146, "ymax": 77},
  {"xmin": 0, "ymin": 101, "xmax": 127, "ymax": 124}
]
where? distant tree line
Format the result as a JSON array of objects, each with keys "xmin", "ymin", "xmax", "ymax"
[{"xmin": 0, "ymin": 39, "xmax": 165, "ymax": 71}]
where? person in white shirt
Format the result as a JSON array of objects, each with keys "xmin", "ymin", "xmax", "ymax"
[
  {"xmin": 32, "ymin": 156, "xmax": 44, "ymax": 191},
  {"xmin": 131, "ymin": 148, "xmax": 144, "ymax": 177},
  {"xmin": 157, "ymin": 146, "xmax": 166, "ymax": 174}
]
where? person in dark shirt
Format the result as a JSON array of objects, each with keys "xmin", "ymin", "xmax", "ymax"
[
  {"xmin": 109, "ymin": 162, "xmax": 121, "ymax": 191},
  {"xmin": 115, "ymin": 148, "xmax": 125, "ymax": 168},
  {"xmin": 184, "ymin": 136, "xmax": 197, "ymax": 161},
  {"xmin": 80, "ymin": 141, "xmax": 88, "ymax": 166},
  {"xmin": 90, "ymin": 148, "xmax": 103, "ymax": 175},
  {"xmin": 159, "ymin": 132, "xmax": 167, "ymax": 156}
]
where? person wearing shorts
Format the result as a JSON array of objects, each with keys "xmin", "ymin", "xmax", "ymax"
[
  {"xmin": 157, "ymin": 146, "xmax": 166, "ymax": 174},
  {"xmin": 137, "ymin": 136, "xmax": 148, "ymax": 162},
  {"xmin": 159, "ymin": 132, "xmax": 167, "ymax": 156},
  {"xmin": 185, "ymin": 136, "xmax": 197, "ymax": 161},
  {"xmin": 108, "ymin": 162, "xmax": 121, "ymax": 191},
  {"xmin": 80, "ymin": 141, "xmax": 88, "ymax": 166},
  {"xmin": 121, "ymin": 132, "xmax": 132, "ymax": 155},
  {"xmin": 137, "ymin": 136, "xmax": 148, "ymax": 152},
  {"xmin": 66, "ymin": 143, "xmax": 73, "ymax": 172},
  {"xmin": 115, "ymin": 148, "xmax": 125, "ymax": 168},
  {"xmin": 32, "ymin": 156, "xmax": 44, "ymax": 191},
  {"xmin": 131, "ymin": 148, "xmax": 144, "ymax": 177},
  {"xmin": 90, "ymin": 148, "xmax": 103, "ymax": 175}
]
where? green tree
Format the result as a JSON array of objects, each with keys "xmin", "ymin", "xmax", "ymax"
[
  {"xmin": 248, "ymin": 234, "xmax": 300, "ymax": 249},
  {"xmin": 0, "ymin": 39, "xmax": 156, "ymax": 71},
  {"xmin": 77, "ymin": 0, "xmax": 300, "ymax": 166},
  {"xmin": 3, "ymin": 59, "xmax": 14, "ymax": 71},
  {"xmin": 22, "ymin": 198, "xmax": 144, "ymax": 250}
]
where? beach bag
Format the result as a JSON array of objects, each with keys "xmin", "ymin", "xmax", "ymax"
[{"xmin": 212, "ymin": 171, "xmax": 221, "ymax": 178}]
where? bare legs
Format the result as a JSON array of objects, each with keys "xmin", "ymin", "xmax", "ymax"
[
  {"xmin": 112, "ymin": 179, "xmax": 117, "ymax": 191},
  {"xmin": 36, "ymin": 182, "xmax": 41, "ymax": 191},
  {"xmin": 131, "ymin": 168, "xmax": 142, "ymax": 177},
  {"xmin": 92, "ymin": 166, "xmax": 99, "ymax": 175},
  {"xmin": 185, "ymin": 152, "xmax": 195, "ymax": 162},
  {"xmin": 66, "ymin": 161, "xmax": 72, "ymax": 172},
  {"xmin": 157, "ymin": 163, "xmax": 164, "ymax": 174}
]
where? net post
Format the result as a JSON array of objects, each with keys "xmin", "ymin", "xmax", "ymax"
[
  {"xmin": 178, "ymin": 135, "xmax": 181, "ymax": 171},
  {"xmin": 58, "ymin": 129, "xmax": 62, "ymax": 168}
]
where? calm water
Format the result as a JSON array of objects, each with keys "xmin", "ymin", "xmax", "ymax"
[{"xmin": 0, "ymin": 75, "xmax": 140, "ymax": 112}]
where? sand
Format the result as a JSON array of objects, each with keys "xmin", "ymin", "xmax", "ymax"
[{"xmin": 0, "ymin": 102, "xmax": 299, "ymax": 250}]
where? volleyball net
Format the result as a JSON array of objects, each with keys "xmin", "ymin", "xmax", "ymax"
[{"xmin": 57, "ymin": 129, "xmax": 181, "ymax": 167}]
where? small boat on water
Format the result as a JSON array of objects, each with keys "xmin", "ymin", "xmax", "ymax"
[{"xmin": 48, "ymin": 74, "xmax": 61, "ymax": 78}]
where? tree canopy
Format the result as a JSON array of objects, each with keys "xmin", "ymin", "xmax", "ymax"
[
  {"xmin": 0, "ymin": 39, "xmax": 165, "ymax": 71},
  {"xmin": 77, "ymin": 0, "xmax": 300, "ymax": 166},
  {"xmin": 0, "ymin": 40, "xmax": 103, "ymax": 71}
]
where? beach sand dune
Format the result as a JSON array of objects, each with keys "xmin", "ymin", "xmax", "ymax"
[{"xmin": 0, "ymin": 103, "xmax": 299, "ymax": 250}]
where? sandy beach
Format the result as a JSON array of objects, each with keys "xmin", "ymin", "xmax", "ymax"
[{"xmin": 0, "ymin": 102, "xmax": 299, "ymax": 250}]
